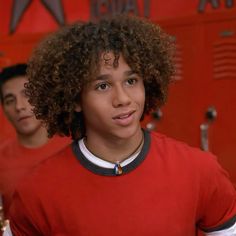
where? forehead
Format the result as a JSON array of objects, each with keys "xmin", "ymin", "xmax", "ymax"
[{"xmin": 2, "ymin": 76, "xmax": 28, "ymax": 95}]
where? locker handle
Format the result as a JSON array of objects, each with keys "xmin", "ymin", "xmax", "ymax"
[
  {"xmin": 219, "ymin": 30, "xmax": 235, "ymax": 37},
  {"xmin": 146, "ymin": 109, "xmax": 163, "ymax": 131},
  {"xmin": 200, "ymin": 107, "xmax": 217, "ymax": 151},
  {"xmin": 200, "ymin": 123, "xmax": 209, "ymax": 151}
]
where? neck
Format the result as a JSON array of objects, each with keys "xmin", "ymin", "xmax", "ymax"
[
  {"xmin": 84, "ymin": 128, "xmax": 144, "ymax": 163},
  {"xmin": 17, "ymin": 126, "xmax": 49, "ymax": 148}
]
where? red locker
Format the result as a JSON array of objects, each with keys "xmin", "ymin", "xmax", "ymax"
[
  {"xmin": 199, "ymin": 13, "xmax": 236, "ymax": 183},
  {"xmin": 145, "ymin": 12, "xmax": 236, "ymax": 186}
]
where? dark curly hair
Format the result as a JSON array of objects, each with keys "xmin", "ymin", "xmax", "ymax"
[
  {"xmin": 26, "ymin": 14, "xmax": 175, "ymax": 140},
  {"xmin": 0, "ymin": 63, "xmax": 27, "ymax": 102}
]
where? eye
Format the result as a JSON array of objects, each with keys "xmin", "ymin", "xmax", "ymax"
[
  {"xmin": 126, "ymin": 78, "xmax": 137, "ymax": 86},
  {"xmin": 4, "ymin": 98, "xmax": 15, "ymax": 106},
  {"xmin": 96, "ymin": 82, "xmax": 110, "ymax": 91}
]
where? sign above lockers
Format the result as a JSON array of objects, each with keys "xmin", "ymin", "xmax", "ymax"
[{"xmin": 0, "ymin": 0, "xmax": 235, "ymax": 35}]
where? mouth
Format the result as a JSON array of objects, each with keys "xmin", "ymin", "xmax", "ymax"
[
  {"xmin": 113, "ymin": 110, "xmax": 135, "ymax": 120},
  {"xmin": 18, "ymin": 115, "xmax": 32, "ymax": 122}
]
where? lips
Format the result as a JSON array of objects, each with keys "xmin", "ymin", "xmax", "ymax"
[
  {"xmin": 112, "ymin": 110, "xmax": 136, "ymax": 126},
  {"xmin": 18, "ymin": 115, "xmax": 32, "ymax": 122},
  {"xmin": 113, "ymin": 110, "xmax": 135, "ymax": 120}
]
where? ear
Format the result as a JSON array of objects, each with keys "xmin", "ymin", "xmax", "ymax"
[{"xmin": 74, "ymin": 103, "xmax": 82, "ymax": 112}]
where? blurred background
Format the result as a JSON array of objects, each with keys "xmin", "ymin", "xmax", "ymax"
[{"xmin": 0, "ymin": 0, "xmax": 235, "ymax": 185}]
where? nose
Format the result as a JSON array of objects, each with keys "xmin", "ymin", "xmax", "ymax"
[
  {"xmin": 112, "ymin": 85, "xmax": 131, "ymax": 107},
  {"xmin": 15, "ymin": 96, "xmax": 27, "ymax": 112}
]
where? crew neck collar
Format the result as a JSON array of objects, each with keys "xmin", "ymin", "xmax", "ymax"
[{"xmin": 72, "ymin": 129, "xmax": 151, "ymax": 176}]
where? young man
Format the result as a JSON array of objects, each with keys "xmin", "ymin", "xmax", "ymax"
[
  {"xmin": 6, "ymin": 15, "xmax": 236, "ymax": 236},
  {"xmin": 0, "ymin": 64, "xmax": 71, "ymax": 230}
]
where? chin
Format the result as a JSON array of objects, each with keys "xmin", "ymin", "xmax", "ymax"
[
  {"xmin": 114, "ymin": 125, "xmax": 142, "ymax": 139},
  {"xmin": 18, "ymin": 128, "xmax": 37, "ymax": 136}
]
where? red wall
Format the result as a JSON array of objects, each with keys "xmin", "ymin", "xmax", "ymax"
[
  {"xmin": 0, "ymin": 1, "xmax": 235, "ymax": 186},
  {"xmin": 0, "ymin": 0, "xmax": 233, "ymax": 35},
  {"xmin": 156, "ymin": 12, "xmax": 236, "ymax": 186}
]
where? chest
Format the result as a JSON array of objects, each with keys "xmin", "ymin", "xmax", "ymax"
[{"xmin": 41, "ymin": 167, "xmax": 199, "ymax": 236}]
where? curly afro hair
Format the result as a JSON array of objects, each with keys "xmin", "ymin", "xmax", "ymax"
[{"xmin": 26, "ymin": 14, "xmax": 175, "ymax": 140}]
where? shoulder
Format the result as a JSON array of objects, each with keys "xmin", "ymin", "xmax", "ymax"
[
  {"xmin": 16, "ymin": 143, "xmax": 74, "ymax": 189},
  {"xmin": 148, "ymin": 131, "xmax": 229, "ymax": 184},
  {"xmin": 149, "ymin": 131, "xmax": 236, "ymax": 230},
  {"xmin": 45, "ymin": 135, "xmax": 72, "ymax": 147},
  {"xmin": 0, "ymin": 138, "xmax": 17, "ymax": 165},
  {"xmin": 149, "ymin": 131, "xmax": 216, "ymax": 162},
  {"xmin": 35, "ymin": 135, "xmax": 72, "ymax": 157},
  {"xmin": 0, "ymin": 138, "xmax": 16, "ymax": 151},
  {"xmin": 148, "ymin": 130, "xmax": 234, "ymax": 179}
]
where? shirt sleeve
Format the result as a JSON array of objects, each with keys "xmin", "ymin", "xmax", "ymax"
[
  {"xmin": 8, "ymin": 190, "xmax": 43, "ymax": 236},
  {"xmin": 205, "ymin": 220, "xmax": 236, "ymax": 235},
  {"xmin": 197, "ymin": 153, "xmax": 236, "ymax": 232}
]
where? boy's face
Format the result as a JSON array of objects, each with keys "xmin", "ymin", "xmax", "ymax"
[
  {"xmin": 75, "ymin": 52, "xmax": 145, "ymax": 141},
  {"xmin": 2, "ymin": 76, "xmax": 42, "ymax": 137}
]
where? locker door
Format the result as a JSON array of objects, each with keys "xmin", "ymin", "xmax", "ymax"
[
  {"xmin": 199, "ymin": 17, "xmax": 236, "ymax": 184},
  {"xmin": 144, "ymin": 16, "xmax": 236, "ymax": 185},
  {"xmin": 143, "ymin": 19, "xmax": 204, "ymax": 148},
  {"xmin": 160, "ymin": 22, "xmax": 202, "ymax": 147}
]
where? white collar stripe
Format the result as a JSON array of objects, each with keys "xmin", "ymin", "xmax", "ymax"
[{"xmin": 78, "ymin": 139, "xmax": 139, "ymax": 168}]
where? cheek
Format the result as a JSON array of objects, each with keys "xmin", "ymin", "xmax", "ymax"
[
  {"xmin": 3, "ymin": 108, "xmax": 14, "ymax": 120},
  {"xmin": 87, "ymin": 100, "xmax": 113, "ymax": 126},
  {"xmin": 82, "ymin": 99, "xmax": 107, "ymax": 117},
  {"xmin": 82, "ymin": 104, "xmax": 109, "ymax": 128}
]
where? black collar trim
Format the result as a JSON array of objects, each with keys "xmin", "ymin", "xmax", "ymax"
[
  {"xmin": 72, "ymin": 130, "xmax": 151, "ymax": 176},
  {"xmin": 201, "ymin": 215, "xmax": 236, "ymax": 232}
]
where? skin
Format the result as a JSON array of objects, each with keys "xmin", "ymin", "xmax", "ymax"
[
  {"xmin": 1, "ymin": 76, "xmax": 48, "ymax": 148},
  {"xmin": 75, "ymin": 53, "xmax": 145, "ymax": 163}
]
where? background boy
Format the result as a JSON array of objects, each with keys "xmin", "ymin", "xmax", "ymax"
[{"xmin": 0, "ymin": 64, "xmax": 71, "ymax": 231}]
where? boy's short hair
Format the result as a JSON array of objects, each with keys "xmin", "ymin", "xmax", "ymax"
[{"xmin": 0, "ymin": 64, "xmax": 27, "ymax": 101}]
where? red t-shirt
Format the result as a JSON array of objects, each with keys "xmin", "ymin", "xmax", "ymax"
[
  {"xmin": 0, "ymin": 135, "xmax": 71, "ymax": 217},
  {"xmin": 9, "ymin": 131, "xmax": 236, "ymax": 235}
]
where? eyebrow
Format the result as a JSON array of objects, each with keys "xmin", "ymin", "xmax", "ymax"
[
  {"xmin": 95, "ymin": 70, "xmax": 136, "ymax": 81},
  {"xmin": 3, "ymin": 89, "xmax": 26, "ymax": 101}
]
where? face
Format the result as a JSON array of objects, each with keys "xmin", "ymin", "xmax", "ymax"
[
  {"xmin": 75, "ymin": 53, "xmax": 145, "ymax": 141},
  {"xmin": 1, "ymin": 76, "xmax": 42, "ymax": 137}
]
